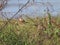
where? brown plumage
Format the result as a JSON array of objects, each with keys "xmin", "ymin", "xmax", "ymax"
[
  {"xmin": 0, "ymin": 3, "xmax": 3, "ymax": 10},
  {"xmin": 18, "ymin": 17, "xmax": 25, "ymax": 24},
  {"xmin": 0, "ymin": 0, "xmax": 7, "ymax": 10},
  {"xmin": 0, "ymin": 4, "xmax": 2, "ymax": 7}
]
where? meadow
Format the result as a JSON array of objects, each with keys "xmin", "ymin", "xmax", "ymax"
[{"xmin": 0, "ymin": 14, "xmax": 60, "ymax": 45}]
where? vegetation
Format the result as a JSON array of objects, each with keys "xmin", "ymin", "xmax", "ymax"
[{"xmin": 0, "ymin": 14, "xmax": 60, "ymax": 45}]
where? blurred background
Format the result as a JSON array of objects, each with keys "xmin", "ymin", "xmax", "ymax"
[{"xmin": 0, "ymin": 0, "xmax": 60, "ymax": 19}]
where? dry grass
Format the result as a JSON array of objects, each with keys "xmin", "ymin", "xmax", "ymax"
[{"xmin": 0, "ymin": 15, "xmax": 60, "ymax": 45}]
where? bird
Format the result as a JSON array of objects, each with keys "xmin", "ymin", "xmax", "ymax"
[
  {"xmin": 0, "ymin": 4, "xmax": 3, "ymax": 10},
  {"xmin": 19, "ymin": 18, "xmax": 25, "ymax": 23},
  {"xmin": 18, "ymin": 16, "xmax": 25, "ymax": 24},
  {"xmin": 0, "ymin": 0, "xmax": 7, "ymax": 10},
  {"xmin": 0, "ymin": 0, "xmax": 3, "ymax": 10}
]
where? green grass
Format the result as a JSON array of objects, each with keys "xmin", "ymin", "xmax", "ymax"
[{"xmin": 0, "ymin": 15, "xmax": 60, "ymax": 45}]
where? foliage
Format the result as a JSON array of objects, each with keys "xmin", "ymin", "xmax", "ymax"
[{"xmin": 0, "ymin": 15, "xmax": 60, "ymax": 45}]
